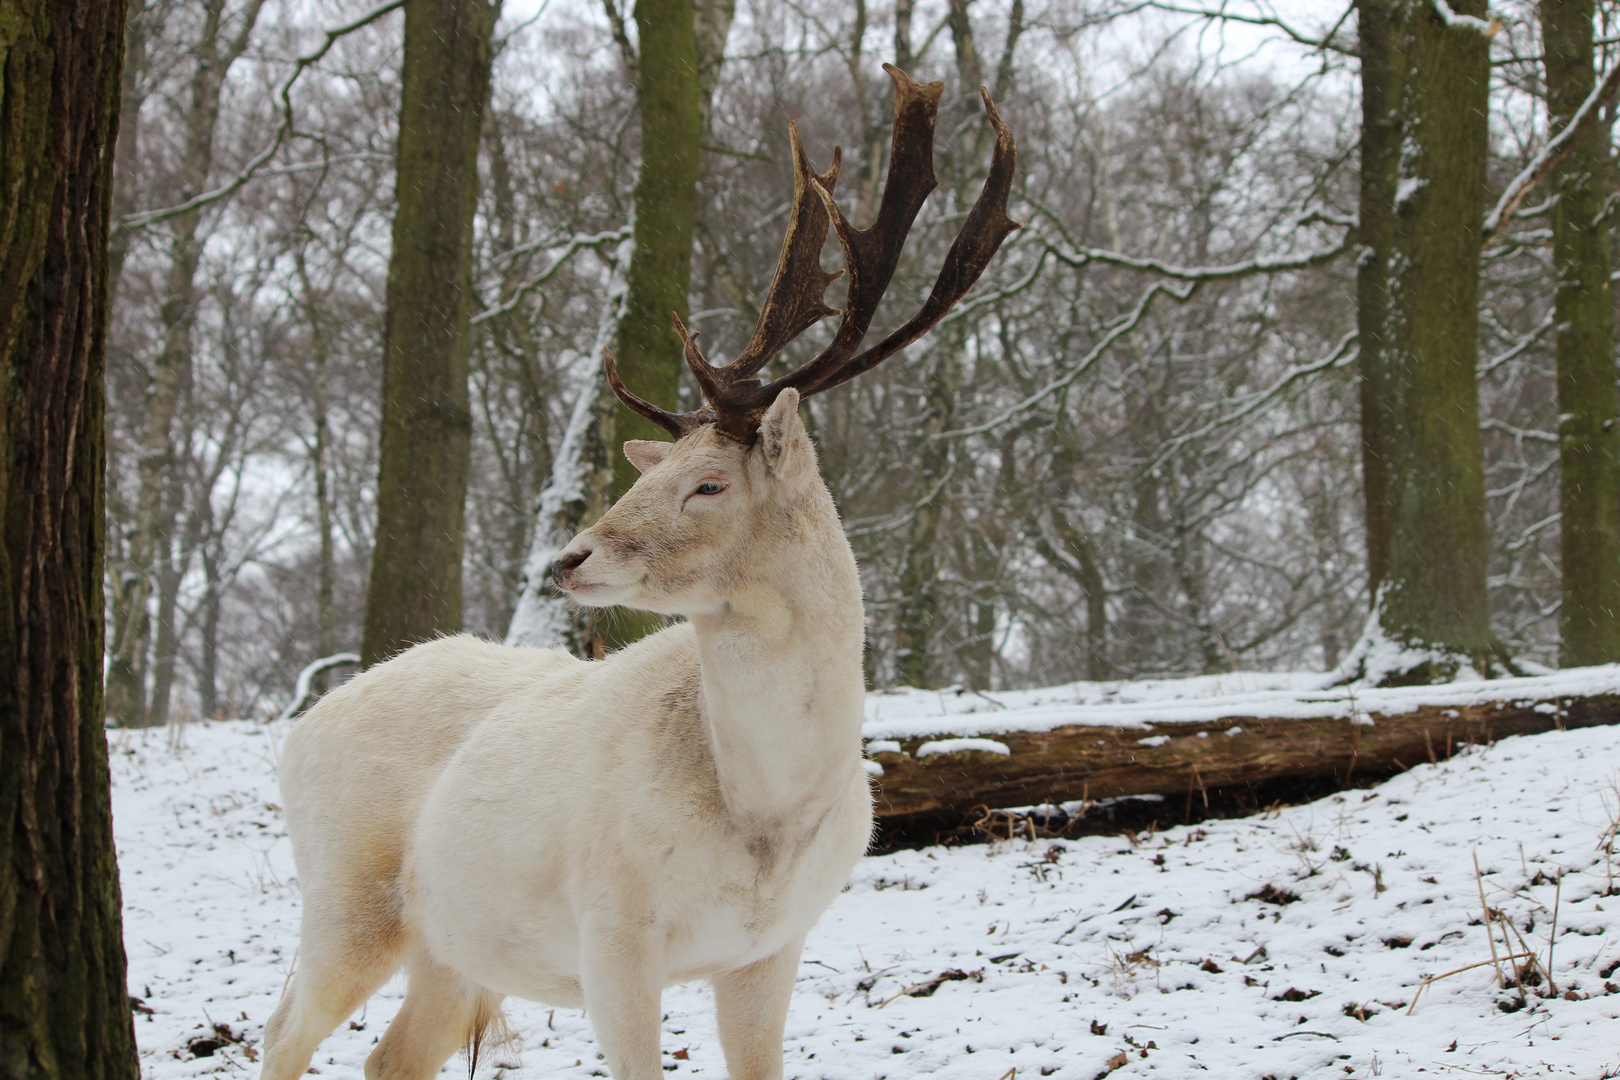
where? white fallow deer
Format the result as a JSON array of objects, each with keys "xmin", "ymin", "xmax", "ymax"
[{"xmin": 260, "ymin": 65, "xmax": 1017, "ymax": 1080}]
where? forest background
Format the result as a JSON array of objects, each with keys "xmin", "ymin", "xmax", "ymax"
[{"xmin": 100, "ymin": 0, "xmax": 1620, "ymax": 726}]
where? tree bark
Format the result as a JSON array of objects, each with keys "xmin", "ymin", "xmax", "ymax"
[
  {"xmin": 894, "ymin": 344, "xmax": 960, "ymax": 688},
  {"xmin": 608, "ymin": 0, "xmax": 704, "ymax": 501},
  {"xmin": 1354, "ymin": 0, "xmax": 1494, "ymax": 680},
  {"xmin": 293, "ymin": 247, "xmax": 338, "ymax": 690},
  {"xmin": 1356, "ymin": 0, "xmax": 1402, "ymax": 611},
  {"xmin": 589, "ymin": 0, "xmax": 730, "ymax": 653},
  {"xmin": 198, "ymin": 531, "xmax": 222, "ymax": 720},
  {"xmin": 1542, "ymin": 0, "xmax": 1620, "ymax": 667},
  {"xmin": 693, "ymin": 0, "xmax": 734, "ymax": 130},
  {"xmin": 361, "ymin": 0, "xmax": 499, "ymax": 668},
  {"xmin": 0, "ymin": 0, "xmax": 141, "ymax": 1074}
]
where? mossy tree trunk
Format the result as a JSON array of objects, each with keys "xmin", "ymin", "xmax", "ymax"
[
  {"xmin": 608, "ymin": 0, "xmax": 705, "ymax": 498},
  {"xmin": 1542, "ymin": 0, "xmax": 1620, "ymax": 667},
  {"xmin": 361, "ymin": 0, "xmax": 499, "ymax": 668},
  {"xmin": 1354, "ymin": 0, "xmax": 1495, "ymax": 681},
  {"xmin": 0, "ymin": 0, "xmax": 141, "ymax": 1075},
  {"xmin": 589, "ymin": 0, "xmax": 731, "ymax": 653}
]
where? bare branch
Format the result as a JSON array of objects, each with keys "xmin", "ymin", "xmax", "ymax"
[
  {"xmin": 1480, "ymin": 309, "xmax": 1555, "ymax": 375},
  {"xmin": 1043, "ymin": 229, "xmax": 1354, "ymax": 283},
  {"xmin": 993, "ymin": 0, "xmax": 1026, "ymax": 100},
  {"xmin": 115, "ymin": 0, "xmax": 406, "ymax": 233},
  {"xmin": 1144, "ymin": 330, "xmax": 1359, "ymax": 469},
  {"xmin": 1484, "ymin": 56, "xmax": 1620, "ymax": 245},
  {"xmin": 936, "ymin": 279, "xmax": 1196, "ymax": 440},
  {"xmin": 601, "ymin": 0, "xmax": 637, "ymax": 76},
  {"xmin": 1137, "ymin": 0, "xmax": 1357, "ymax": 55},
  {"xmin": 939, "ymin": 243, "xmax": 1048, "ymax": 328},
  {"xmin": 472, "ymin": 227, "xmax": 633, "ymax": 327},
  {"xmin": 223, "ymin": 0, "xmax": 271, "ymax": 67}
]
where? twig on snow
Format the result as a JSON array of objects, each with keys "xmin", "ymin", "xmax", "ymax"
[
  {"xmin": 1405, "ymin": 951, "xmax": 1536, "ymax": 1014},
  {"xmin": 1475, "ymin": 849, "xmax": 1506, "ymax": 987}
]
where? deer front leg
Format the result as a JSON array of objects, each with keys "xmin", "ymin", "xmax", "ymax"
[
  {"xmin": 713, "ymin": 935, "xmax": 806, "ymax": 1080},
  {"xmin": 579, "ymin": 924, "xmax": 664, "ymax": 1080}
]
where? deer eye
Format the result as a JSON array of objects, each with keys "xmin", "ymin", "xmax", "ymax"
[{"xmin": 694, "ymin": 481, "xmax": 726, "ymax": 496}]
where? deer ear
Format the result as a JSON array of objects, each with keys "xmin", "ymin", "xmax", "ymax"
[
  {"xmin": 624, "ymin": 440, "xmax": 673, "ymax": 474},
  {"xmin": 758, "ymin": 388, "xmax": 815, "ymax": 494}
]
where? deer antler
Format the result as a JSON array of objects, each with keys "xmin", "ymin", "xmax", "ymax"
[{"xmin": 607, "ymin": 64, "xmax": 1020, "ymax": 444}]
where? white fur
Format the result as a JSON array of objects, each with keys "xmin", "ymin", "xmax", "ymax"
[{"xmin": 261, "ymin": 389, "xmax": 873, "ymax": 1080}]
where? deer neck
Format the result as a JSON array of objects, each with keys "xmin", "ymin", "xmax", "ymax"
[{"xmin": 688, "ymin": 523, "xmax": 865, "ymax": 827}]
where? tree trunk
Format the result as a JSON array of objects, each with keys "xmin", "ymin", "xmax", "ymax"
[
  {"xmin": 895, "ymin": 344, "xmax": 960, "ymax": 688},
  {"xmin": 609, "ymin": 0, "xmax": 704, "ymax": 499},
  {"xmin": 1037, "ymin": 516, "xmax": 1110, "ymax": 682},
  {"xmin": 1355, "ymin": 0, "xmax": 1402, "ymax": 619},
  {"xmin": 1542, "ymin": 0, "xmax": 1620, "ymax": 667},
  {"xmin": 293, "ymin": 248, "xmax": 338, "ymax": 690},
  {"xmin": 1354, "ymin": 0, "xmax": 1494, "ymax": 681},
  {"xmin": 693, "ymin": 0, "xmax": 734, "ymax": 130},
  {"xmin": 503, "ymin": 235, "xmax": 631, "ymax": 655},
  {"xmin": 0, "ymin": 0, "xmax": 141, "ymax": 1074},
  {"xmin": 147, "ymin": 535, "xmax": 184, "ymax": 725},
  {"xmin": 589, "ymin": 0, "xmax": 730, "ymax": 652},
  {"xmin": 199, "ymin": 535, "xmax": 222, "ymax": 720},
  {"xmin": 361, "ymin": 0, "xmax": 499, "ymax": 668}
]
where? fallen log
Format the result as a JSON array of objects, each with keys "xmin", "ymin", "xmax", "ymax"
[{"xmin": 865, "ymin": 678, "xmax": 1620, "ymax": 837}]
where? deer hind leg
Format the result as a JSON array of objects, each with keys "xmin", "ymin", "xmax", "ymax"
[
  {"xmin": 364, "ymin": 950, "xmax": 504, "ymax": 1080},
  {"xmin": 261, "ymin": 905, "xmax": 408, "ymax": 1080},
  {"xmin": 713, "ymin": 935, "xmax": 807, "ymax": 1080}
]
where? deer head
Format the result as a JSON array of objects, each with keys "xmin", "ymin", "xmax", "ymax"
[{"xmin": 551, "ymin": 65, "xmax": 1018, "ymax": 617}]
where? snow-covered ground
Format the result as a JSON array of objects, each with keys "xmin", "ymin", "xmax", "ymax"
[{"xmin": 114, "ymin": 711, "xmax": 1620, "ymax": 1079}]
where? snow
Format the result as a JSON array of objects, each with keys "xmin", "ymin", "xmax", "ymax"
[
  {"xmin": 1395, "ymin": 176, "xmax": 1427, "ymax": 208},
  {"xmin": 113, "ymin": 715, "xmax": 1620, "ymax": 1079},
  {"xmin": 862, "ymin": 663, "xmax": 1620, "ymax": 742},
  {"xmin": 504, "ymin": 229, "xmax": 633, "ymax": 650},
  {"xmin": 916, "ymin": 737, "xmax": 1012, "ymax": 758}
]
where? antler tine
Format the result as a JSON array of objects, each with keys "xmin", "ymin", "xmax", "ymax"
[
  {"xmin": 726, "ymin": 124, "xmax": 845, "ymax": 380},
  {"xmin": 604, "ymin": 349, "xmax": 711, "ymax": 439},
  {"xmin": 774, "ymin": 84, "xmax": 1021, "ymax": 401},
  {"xmin": 669, "ymin": 313, "xmax": 726, "ymax": 404},
  {"xmin": 764, "ymin": 65, "xmax": 943, "ymax": 399},
  {"xmin": 670, "ymin": 313, "xmax": 770, "ymax": 443}
]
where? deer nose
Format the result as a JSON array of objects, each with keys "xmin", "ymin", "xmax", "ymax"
[{"xmin": 551, "ymin": 549, "xmax": 590, "ymax": 588}]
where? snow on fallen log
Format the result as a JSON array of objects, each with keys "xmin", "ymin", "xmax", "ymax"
[{"xmin": 862, "ymin": 664, "xmax": 1620, "ymax": 826}]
